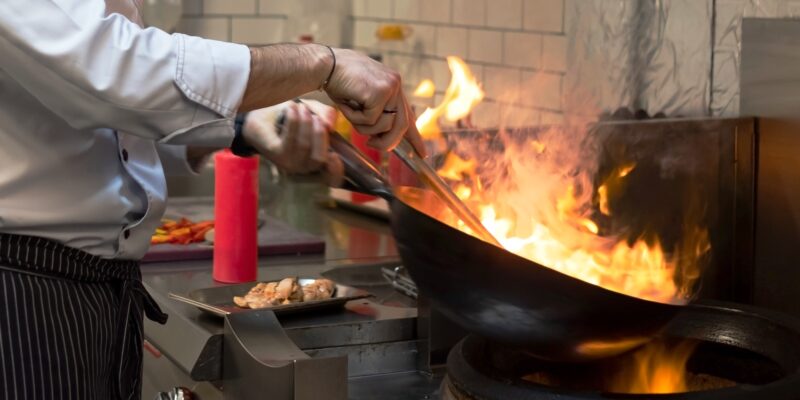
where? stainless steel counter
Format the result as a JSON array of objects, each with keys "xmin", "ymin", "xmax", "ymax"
[{"xmin": 141, "ymin": 179, "xmax": 442, "ymax": 399}]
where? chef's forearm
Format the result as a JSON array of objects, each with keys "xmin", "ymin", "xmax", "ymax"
[{"xmin": 238, "ymin": 44, "xmax": 332, "ymax": 112}]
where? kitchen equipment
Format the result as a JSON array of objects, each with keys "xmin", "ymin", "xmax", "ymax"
[
  {"xmin": 329, "ymin": 132, "xmax": 682, "ymax": 362},
  {"xmin": 443, "ymin": 301, "xmax": 800, "ymax": 399},
  {"xmin": 168, "ymin": 278, "xmax": 371, "ymax": 317}
]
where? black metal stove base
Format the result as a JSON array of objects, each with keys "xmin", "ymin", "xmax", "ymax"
[{"xmin": 444, "ymin": 301, "xmax": 800, "ymax": 399}]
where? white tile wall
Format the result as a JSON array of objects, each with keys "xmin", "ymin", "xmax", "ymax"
[
  {"xmin": 367, "ymin": 0, "xmax": 394, "ymax": 19},
  {"xmin": 175, "ymin": 0, "xmax": 294, "ymax": 47},
  {"xmin": 419, "ymin": 1, "xmax": 452, "ymax": 23},
  {"xmin": 177, "ymin": 17, "xmax": 230, "ymax": 41},
  {"xmin": 394, "ymin": 0, "xmax": 420, "ymax": 20},
  {"xmin": 436, "ymin": 27, "xmax": 469, "ymax": 58},
  {"xmin": 542, "ymin": 35, "xmax": 566, "ymax": 72},
  {"xmin": 352, "ymin": 0, "xmax": 368, "ymax": 17},
  {"xmin": 453, "ymin": 0, "xmax": 486, "ymax": 26},
  {"xmin": 204, "ymin": 0, "xmax": 256, "ymax": 15},
  {"xmin": 259, "ymin": 0, "xmax": 293, "ymax": 15},
  {"xmin": 503, "ymin": 31, "xmax": 541, "ymax": 68},
  {"xmin": 523, "ymin": 0, "xmax": 563, "ymax": 33},
  {"xmin": 350, "ymin": 0, "xmax": 567, "ymax": 126},
  {"xmin": 430, "ymin": 59, "xmax": 452, "ymax": 90},
  {"xmin": 174, "ymin": 0, "xmax": 569, "ymax": 127},
  {"xmin": 484, "ymin": 66, "xmax": 522, "ymax": 101},
  {"xmin": 487, "ymin": 0, "xmax": 522, "ymax": 29},
  {"xmin": 232, "ymin": 17, "xmax": 285, "ymax": 44},
  {"xmin": 409, "ymin": 23, "xmax": 436, "ymax": 54},
  {"xmin": 468, "ymin": 29, "xmax": 502, "ymax": 63},
  {"xmin": 353, "ymin": 20, "xmax": 379, "ymax": 49},
  {"xmin": 182, "ymin": 0, "xmax": 202, "ymax": 16}
]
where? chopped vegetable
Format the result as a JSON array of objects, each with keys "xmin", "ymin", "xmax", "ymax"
[{"xmin": 151, "ymin": 217, "xmax": 214, "ymax": 245}]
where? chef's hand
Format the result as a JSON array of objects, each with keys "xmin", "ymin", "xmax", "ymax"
[
  {"xmin": 324, "ymin": 49, "xmax": 426, "ymax": 157},
  {"xmin": 242, "ymin": 100, "xmax": 344, "ymax": 187}
]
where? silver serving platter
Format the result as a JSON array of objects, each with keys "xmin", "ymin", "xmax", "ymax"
[{"xmin": 169, "ymin": 278, "xmax": 371, "ymax": 317}]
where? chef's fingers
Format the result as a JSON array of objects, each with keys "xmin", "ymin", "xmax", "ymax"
[
  {"xmin": 353, "ymin": 111, "xmax": 396, "ymax": 136},
  {"xmin": 281, "ymin": 103, "xmax": 300, "ymax": 148},
  {"xmin": 366, "ymin": 91, "xmax": 412, "ymax": 153},
  {"xmin": 334, "ymin": 78, "xmax": 398, "ymax": 126},
  {"xmin": 323, "ymin": 151, "xmax": 345, "ymax": 188},
  {"xmin": 303, "ymin": 100, "xmax": 337, "ymax": 131},
  {"xmin": 295, "ymin": 106, "xmax": 319, "ymax": 172},
  {"xmin": 309, "ymin": 116, "xmax": 329, "ymax": 165}
]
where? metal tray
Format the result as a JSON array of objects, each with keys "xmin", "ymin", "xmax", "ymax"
[{"xmin": 168, "ymin": 278, "xmax": 371, "ymax": 317}]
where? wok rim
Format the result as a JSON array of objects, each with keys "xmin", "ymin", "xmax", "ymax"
[{"xmin": 390, "ymin": 186, "xmax": 687, "ymax": 311}]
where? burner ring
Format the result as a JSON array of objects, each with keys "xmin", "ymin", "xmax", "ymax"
[{"xmin": 445, "ymin": 301, "xmax": 800, "ymax": 399}]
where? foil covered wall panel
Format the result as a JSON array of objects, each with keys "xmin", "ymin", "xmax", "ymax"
[
  {"xmin": 564, "ymin": 0, "xmax": 712, "ymax": 118},
  {"xmin": 712, "ymin": 0, "xmax": 800, "ymax": 116}
]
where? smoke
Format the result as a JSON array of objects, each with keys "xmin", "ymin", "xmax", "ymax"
[{"xmin": 445, "ymin": 105, "xmax": 711, "ymax": 302}]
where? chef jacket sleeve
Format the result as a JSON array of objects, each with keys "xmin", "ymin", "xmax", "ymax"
[
  {"xmin": 0, "ymin": 0, "xmax": 251, "ymax": 147},
  {"xmin": 156, "ymin": 144, "xmax": 200, "ymax": 177}
]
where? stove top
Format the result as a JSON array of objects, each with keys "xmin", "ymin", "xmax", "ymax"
[{"xmin": 442, "ymin": 302, "xmax": 800, "ymax": 399}]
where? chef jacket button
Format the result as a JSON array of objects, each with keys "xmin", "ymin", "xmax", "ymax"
[
  {"xmin": 122, "ymin": 149, "xmax": 129, "ymax": 162},
  {"xmin": 124, "ymin": 230, "xmax": 131, "ymax": 239}
]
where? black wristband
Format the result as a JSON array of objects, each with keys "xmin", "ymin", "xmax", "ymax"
[
  {"xmin": 231, "ymin": 112, "xmax": 257, "ymax": 157},
  {"xmin": 320, "ymin": 45, "xmax": 336, "ymax": 91}
]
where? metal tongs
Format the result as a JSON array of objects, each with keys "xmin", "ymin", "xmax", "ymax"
[
  {"xmin": 294, "ymin": 98, "xmax": 501, "ymax": 247},
  {"xmin": 390, "ymin": 139, "xmax": 501, "ymax": 247}
]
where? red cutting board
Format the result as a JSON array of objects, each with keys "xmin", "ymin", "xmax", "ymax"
[{"xmin": 141, "ymin": 198, "xmax": 325, "ymax": 263}]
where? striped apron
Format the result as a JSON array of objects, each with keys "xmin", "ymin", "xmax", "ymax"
[{"xmin": 0, "ymin": 234, "xmax": 167, "ymax": 400}]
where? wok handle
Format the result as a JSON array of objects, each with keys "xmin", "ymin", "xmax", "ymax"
[{"xmin": 328, "ymin": 131, "xmax": 395, "ymax": 201}]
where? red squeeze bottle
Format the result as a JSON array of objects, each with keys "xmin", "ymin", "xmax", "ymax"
[{"xmin": 213, "ymin": 150, "xmax": 259, "ymax": 283}]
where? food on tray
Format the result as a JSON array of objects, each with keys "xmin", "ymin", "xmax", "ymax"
[
  {"xmin": 302, "ymin": 278, "xmax": 336, "ymax": 301},
  {"xmin": 151, "ymin": 218, "xmax": 214, "ymax": 245},
  {"xmin": 233, "ymin": 278, "xmax": 335, "ymax": 309}
]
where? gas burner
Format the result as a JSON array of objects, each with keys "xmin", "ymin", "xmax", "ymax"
[{"xmin": 442, "ymin": 302, "xmax": 800, "ymax": 399}]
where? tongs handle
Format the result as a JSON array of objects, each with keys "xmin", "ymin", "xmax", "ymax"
[{"xmin": 328, "ymin": 132, "xmax": 394, "ymax": 201}]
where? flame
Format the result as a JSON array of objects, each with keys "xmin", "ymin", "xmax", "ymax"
[
  {"xmin": 619, "ymin": 163, "xmax": 635, "ymax": 177},
  {"xmin": 470, "ymin": 190, "xmax": 697, "ymax": 304},
  {"xmin": 440, "ymin": 129, "xmax": 707, "ymax": 304},
  {"xmin": 610, "ymin": 341, "xmax": 698, "ymax": 394},
  {"xmin": 415, "ymin": 57, "xmax": 483, "ymax": 139},
  {"xmin": 413, "ymin": 79, "xmax": 435, "ymax": 98},
  {"xmin": 426, "ymin": 59, "xmax": 707, "ymax": 305},
  {"xmin": 598, "ymin": 163, "xmax": 636, "ymax": 216},
  {"xmin": 437, "ymin": 152, "xmax": 476, "ymax": 181}
]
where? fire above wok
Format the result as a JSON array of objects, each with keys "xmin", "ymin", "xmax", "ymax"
[{"xmin": 330, "ymin": 132, "xmax": 687, "ymax": 362}]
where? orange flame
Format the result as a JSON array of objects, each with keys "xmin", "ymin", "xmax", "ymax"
[
  {"xmin": 598, "ymin": 163, "xmax": 635, "ymax": 216},
  {"xmin": 610, "ymin": 340, "xmax": 698, "ymax": 394},
  {"xmin": 437, "ymin": 152, "xmax": 477, "ymax": 181},
  {"xmin": 428, "ymin": 59, "xmax": 707, "ymax": 305},
  {"xmin": 415, "ymin": 57, "xmax": 483, "ymax": 139},
  {"xmin": 413, "ymin": 79, "xmax": 435, "ymax": 98}
]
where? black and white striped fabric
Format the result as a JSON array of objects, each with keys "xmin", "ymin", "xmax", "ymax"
[{"xmin": 0, "ymin": 233, "xmax": 167, "ymax": 400}]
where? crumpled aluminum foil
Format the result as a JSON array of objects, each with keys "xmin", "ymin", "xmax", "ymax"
[
  {"xmin": 563, "ymin": 0, "xmax": 800, "ymax": 118},
  {"xmin": 564, "ymin": 0, "xmax": 712, "ymax": 118}
]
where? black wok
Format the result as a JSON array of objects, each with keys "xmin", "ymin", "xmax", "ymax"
[{"xmin": 330, "ymin": 133, "xmax": 684, "ymax": 362}]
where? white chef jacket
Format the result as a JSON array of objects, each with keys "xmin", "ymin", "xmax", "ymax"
[{"xmin": 0, "ymin": 0, "xmax": 251, "ymax": 259}]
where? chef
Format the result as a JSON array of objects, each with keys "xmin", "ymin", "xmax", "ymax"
[{"xmin": 0, "ymin": 1, "xmax": 424, "ymax": 399}]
